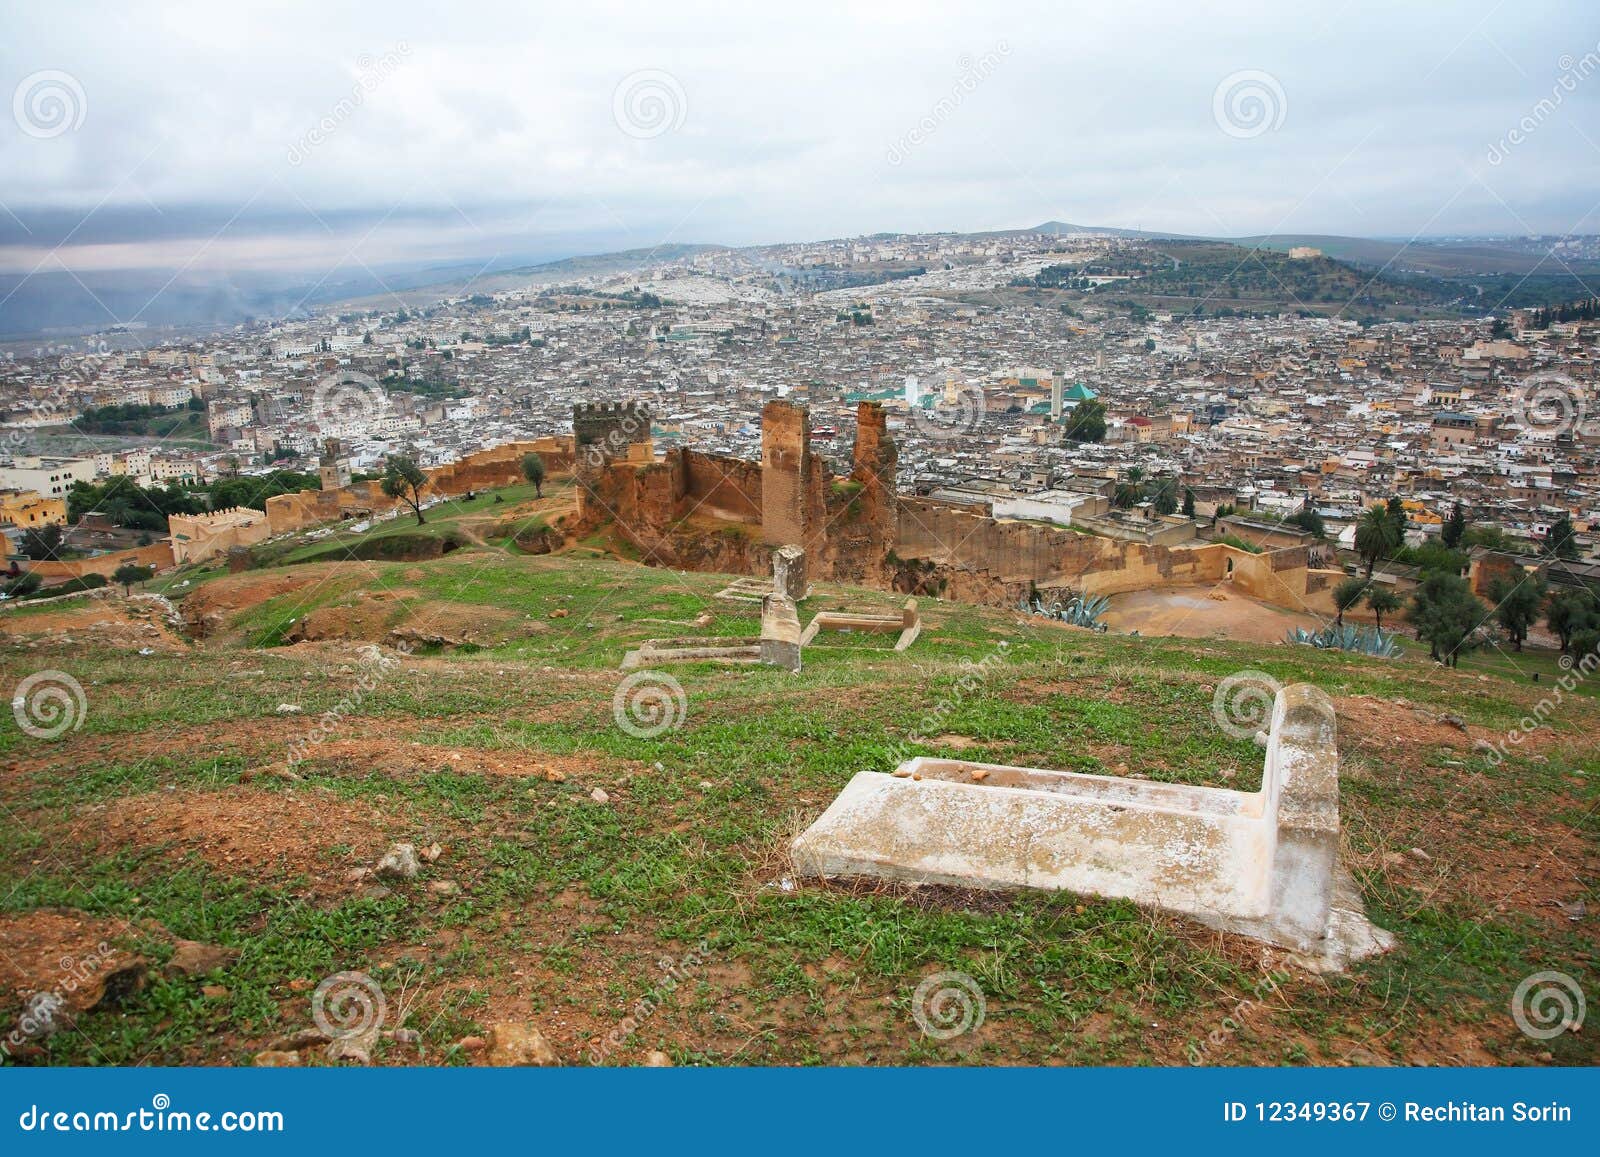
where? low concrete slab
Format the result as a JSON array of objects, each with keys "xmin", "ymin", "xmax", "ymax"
[
  {"xmin": 790, "ymin": 683, "xmax": 1391, "ymax": 969},
  {"xmin": 798, "ymin": 597, "xmax": 922, "ymax": 651},
  {"xmin": 760, "ymin": 593, "xmax": 802, "ymax": 672},
  {"xmin": 620, "ymin": 637, "xmax": 761, "ymax": 669}
]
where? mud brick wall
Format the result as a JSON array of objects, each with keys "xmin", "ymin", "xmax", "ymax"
[
  {"xmin": 25, "ymin": 541, "xmax": 176, "ymax": 581},
  {"xmin": 267, "ymin": 438, "xmax": 574, "ymax": 536},
  {"xmin": 680, "ymin": 449, "xmax": 763, "ymax": 523},
  {"xmin": 761, "ymin": 400, "xmax": 812, "ymax": 546}
]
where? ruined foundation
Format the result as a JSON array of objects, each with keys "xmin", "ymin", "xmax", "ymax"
[{"xmin": 791, "ymin": 683, "xmax": 1392, "ymax": 969}]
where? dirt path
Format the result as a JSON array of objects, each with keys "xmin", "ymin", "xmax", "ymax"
[{"xmin": 1103, "ymin": 584, "xmax": 1323, "ymax": 642}]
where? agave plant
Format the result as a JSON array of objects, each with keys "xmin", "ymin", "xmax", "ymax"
[
  {"xmin": 1021, "ymin": 591, "xmax": 1111, "ymax": 632},
  {"xmin": 1286, "ymin": 623, "xmax": 1402, "ymax": 658}
]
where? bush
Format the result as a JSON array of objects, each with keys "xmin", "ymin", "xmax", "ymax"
[{"xmin": 3, "ymin": 572, "xmax": 44, "ymax": 598}]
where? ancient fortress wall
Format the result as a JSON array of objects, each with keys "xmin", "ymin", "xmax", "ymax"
[
  {"xmin": 573, "ymin": 398, "xmax": 1333, "ymax": 620},
  {"xmin": 264, "ymin": 437, "xmax": 573, "ymax": 536}
]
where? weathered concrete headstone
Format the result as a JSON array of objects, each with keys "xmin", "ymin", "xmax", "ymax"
[
  {"xmin": 759, "ymin": 593, "xmax": 802, "ymax": 672},
  {"xmin": 772, "ymin": 545, "xmax": 808, "ymax": 602},
  {"xmin": 790, "ymin": 683, "xmax": 1390, "ymax": 969}
]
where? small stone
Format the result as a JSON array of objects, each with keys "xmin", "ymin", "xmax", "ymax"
[
  {"xmin": 1408, "ymin": 847, "xmax": 1431, "ymax": 862},
  {"xmin": 390, "ymin": 1028, "xmax": 422, "ymax": 1045},
  {"xmin": 1253, "ymin": 730, "xmax": 1269, "ymax": 748},
  {"xmin": 1439, "ymin": 714, "xmax": 1468, "ymax": 731},
  {"xmin": 265, "ymin": 1028, "xmax": 329, "ymax": 1051},
  {"xmin": 590, "ymin": 788, "xmax": 610, "ymax": 804},
  {"xmin": 201, "ymin": 984, "xmax": 229, "ymax": 999},
  {"xmin": 422, "ymin": 842, "xmax": 443, "ymax": 863},
  {"xmin": 644, "ymin": 1050, "xmax": 673, "ymax": 1067},
  {"xmin": 969, "ymin": 769, "xmax": 990, "ymax": 782},
  {"xmin": 288, "ymin": 978, "xmax": 314, "ymax": 992},
  {"xmin": 542, "ymin": 769, "xmax": 566, "ymax": 783},
  {"xmin": 550, "ymin": 609, "xmax": 569, "ymax": 619},
  {"xmin": 456, "ymin": 1035, "xmax": 487, "ymax": 1052},
  {"xmin": 428, "ymin": 880, "xmax": 461, "ymax": 896},
  {"xmin": 376, "ymin": 842, "xmax": 421, "ymax": 880},
  {"xmin": 165, "ymin": 940, "xmax": 240, "ymax": 977},
  {"xmin": 699, "ymin": 780, "xmax": 713, "ymax": 789},
  {"xmin": 274, "ymin": 703, "xmax": 303, "ymax": 715},
  {"xmin": 253, "ymin": 1050, "xmax": 302, "ymax": 1067},
  {"xmin": 485, "ymin": 1022, "xmax": 558, "ymax": 1066}
]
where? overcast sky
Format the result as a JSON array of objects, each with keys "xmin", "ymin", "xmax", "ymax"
[{"xmin": 3, "ymin": 0, "xmax": 1599, "ymax": 275}]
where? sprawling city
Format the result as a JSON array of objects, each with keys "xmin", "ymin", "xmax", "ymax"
[{"xmin": 0, "ymin": 2, "xmax": 1594, "ymax": 1148}]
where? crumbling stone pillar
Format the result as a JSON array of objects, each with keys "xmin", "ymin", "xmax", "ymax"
[
  {"xmin": 772, "ymin": 545, "xmax": 807, "ymax": 601},
  {"xmin": 760, "ymin": 593, "xmax": 802, "ymax": 672},
  {"xmin": 761, "ymin": 401, "xmax": 811, "ymax": 547}
]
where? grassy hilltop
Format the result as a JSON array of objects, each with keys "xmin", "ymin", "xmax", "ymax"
[{"xmin": 0, "ymin": 506, "xmax": 1595, "ymax": 1067}]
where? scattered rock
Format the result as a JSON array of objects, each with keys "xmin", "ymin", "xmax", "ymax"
[
  {"xmin": 1252, "ymin": 730, "xmax": 1268, "ymax": 748},
  {"xmin": 1408, "ymin": 847, "xmax": 1431, "ymax": 862},
  {"xmin": 969, "ymin": 769, "xmax": 990, "ymax": 782},
  {"xmin": 590, "ymin": 788, "xmax": 610, "ymax": 804},
  {"xmin": 644, "ymin": 1050, "xmax": 673, "ymax": 1067},
  {"xmin": 421, "ymin": 842, "xmax": 443, "ymax": 863},
  {"xmin": 456, "ymin": 1035, "xmax": 487, "ymax": 1052},
  {"xmin": 1438, "ymin": 714, "xmax": 1468, "ymax": 732},
  {"xmin": 1554, "ymin": 899, "xmax": 1587, "ymax": 922},
  {"xmin": 253, "ymin": 1050, "xmax": 302, "ymax": 1067},
  {"xmin": 376, "ymin": 842, "xmax": 421, "ymax": 880},
  {"xmin": 550, "ymin": 609, "xmax": 570, "ymax": 619},
  {"xmin": 427, "ymin": 880, "xmax": 461, "ymax": 896},
  {"xmin": 389, "ymin": 1028, "xmax": 422, "ymax": 1045},
  {"xmin": 264, "ymin": 1028, "xmax": 329, "ymax": 1051},
  {"xmin": 326, "ymin": 1032, "xmax": 376, "ymax": 1065},
  {"xmin": 274, "ymin": 704, "xmax": 303, "ymax": 715},
  {"xmin": 287, "ymin": 978, "xmax": 314, "ymax": 992},
  {"xmin": 201, "ymin": 984, "xmax": 229, "ymax": 999},
  {"xmin": 485, "ymin": 1022, "xmax": 558, "ymax": 1066},
  {"xmin": 542, "ymin": 768, "xmax": 567, "ymax": 783},
  {"xmin": 164, "ymin": 940, "xmax": 240, "ymax": 978}
]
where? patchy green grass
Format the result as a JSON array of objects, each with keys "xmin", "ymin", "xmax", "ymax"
[{"xmin": 1, "ymin": 550, "xmax": 1595, "ymax": 1068}]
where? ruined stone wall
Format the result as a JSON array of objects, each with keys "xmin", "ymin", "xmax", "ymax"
[
  {"xmin": 893, "ymin": 497, "xmax": 1330, "ymax": 613},
  {"xmin": 679, "ymin": 448, "xmax": 763, "ymax": 523},
  {"xmin": 760, "ymin": 400, "xmax": 813, "ymax": 547},
  {"xmin": 25, "ymin": 541, "xmax": 176, "ymax": 581},
  {"xmin": 265, "ymin": 438, "xmax": 573, "ymax": 536}
]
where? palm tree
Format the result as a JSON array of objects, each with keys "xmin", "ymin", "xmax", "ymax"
[{"xmin": 1354, "ymin": 505, "xmax": 1398, "ymax": 578}]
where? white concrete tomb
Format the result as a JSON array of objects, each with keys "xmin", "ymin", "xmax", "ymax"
[{"xmin": 791, "ymin": 683, "xmax": 1391, "ymax": 968}]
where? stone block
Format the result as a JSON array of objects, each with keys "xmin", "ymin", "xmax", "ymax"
[
  {"xmin": 760, "ymin": 593, "xmax": 802, "ymax": 672},
  {"xmin": 790, "ymin": 683, "xmax": 1389, "ymax": 968}
]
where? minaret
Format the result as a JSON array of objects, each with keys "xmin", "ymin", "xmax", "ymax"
[{"xmin": 1050, "ymin": 368, "xmax": 1064, "ymax": 422}]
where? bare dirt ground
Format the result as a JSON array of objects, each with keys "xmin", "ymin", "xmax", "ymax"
[
  {"xmin": 0, "ymin": 596, "xmax": 188, "ymax": 652},
  {"xmin": 1103, "ymin": 584, "xmax": 1323, "ymax": 642}
]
